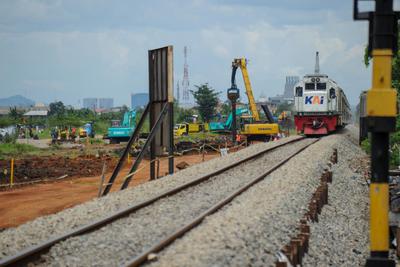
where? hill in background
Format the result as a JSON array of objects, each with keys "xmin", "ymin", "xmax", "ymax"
[{"xmin": 0, "ymin": 95, "xmax": 35, "ymax": 107}]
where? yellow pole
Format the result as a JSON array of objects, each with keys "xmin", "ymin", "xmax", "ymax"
[
  {"xmin": 127, "ymin": 153, "xmax": 131, "ymax": 164},
  {"xmin": 10, "ymin": 158, "xmax": 14, "ymax": 188}
]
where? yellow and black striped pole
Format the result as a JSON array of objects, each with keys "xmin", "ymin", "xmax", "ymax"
[{"xmin": 354, "ymin": 0, "xmax": 398, "ymax": 266}]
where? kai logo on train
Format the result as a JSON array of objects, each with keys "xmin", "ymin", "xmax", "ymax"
[{"xmin": 305, "ymin": 96, "xmax": 324, "ymax": 105}]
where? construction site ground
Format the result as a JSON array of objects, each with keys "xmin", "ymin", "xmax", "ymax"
[{"xmin": 0, "ymin": 152, "xmax": 220, "ymax": 229}]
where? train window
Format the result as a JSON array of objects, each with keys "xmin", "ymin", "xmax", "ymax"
[
  {"xmin": 329, "ymin": 88, "xmax": 336, "ymax": 98},
  {"xmin": 295, "ymin": 86, "xmax": 303, "ymax": 96},
  {"xmin": 305, "ymin": 83, "xmax": 314, "ymax": 90},
  {"xmin": 316, "ymin": 83, "xmax": 326, "ymax": 90}
]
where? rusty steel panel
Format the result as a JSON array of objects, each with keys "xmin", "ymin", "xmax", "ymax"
[
  {"xmin": 149, "ymin": 46, "xmax": 173, "ymax": 103},
  {"xmin": 148, "ymin": 46, "xmax": 174, "ymax": 179}
]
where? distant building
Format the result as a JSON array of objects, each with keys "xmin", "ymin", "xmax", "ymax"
[
  {"xmin": 283, "ymin": 76, "xmax": 300, "ymax": 98},
  {"xmin": 131, "ymin": 93, "xmax": 149, "ymax": 109},
  {"xmin": 110, "ymin": 106, "xmax": 123, "ymax": 112},
  {"xmin": 0, "ymin": 108, "xmax": 9, "ymax": 117},
  {"xmin": 22, "ymin": 103, "xmax": 49, "ymax": 117},
  {"xmin": 31, "ymin": 102, "xmax": 49, "ymax": 111},
  {"xmin": 83, "ymin": 98, "xmax": 97, "ymax": 110},
  {"xmin": 24, "ymin": 110, "xmax": 48, "ymax": 117},
  {"xmin": 268, "ymin": 95, "xmax": 286, "ymax": 105},
  {"xmin": 268, "ymin": 76, "xmax": 299, "ymax": 105},
  {"xmin": 98, "ymin": 98, "xmax": 114, "ymax": 109}
]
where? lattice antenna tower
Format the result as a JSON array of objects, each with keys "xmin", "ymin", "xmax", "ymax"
[
  {"xmin": 176, "ymin": 80, "xmax": 180, "ymax": 103},
  {"xmin": 182, "ymin": 46, "xmax": 190, "ymax": 102}
]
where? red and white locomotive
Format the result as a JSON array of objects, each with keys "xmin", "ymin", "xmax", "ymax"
[{"xmin": 294, "ymin": 52, "xmax": 351, "ymax": 135}]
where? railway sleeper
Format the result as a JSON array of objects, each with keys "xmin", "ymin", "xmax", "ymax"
[{"xmin": 275, "ymin": 148, "xmax": 337, "ymax": 267}]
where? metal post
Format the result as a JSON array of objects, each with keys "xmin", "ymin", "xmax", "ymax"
[
  {"xmin": 228, "ymin": 62, "xmax": 240, "ymax": 145},
  {"xmin": 369, "ymin": 132, "xmax": 390, "ymax": 258},
  {"xmin": 120, "ymin": 103, "xmax": 169, "ymax": 190},
  {"xmin": 231, "ymin": 100, "xmax": 237, "ymax": 144},
  {"xmin": 150, "ymin": 102, "xmax": 156, "ymax": 180},
  {"xmin": 10, "ymin": 158, "xmax": 14, "ymax": 188},
  {"xmin": 168, "ymin": 102, "xmax": 174, "ymax": 175},
  {"xmin": 354, "ymin": 1, "xmax": 398, "ymax": 266},
  {"xmin": 98, "ymin": 162, "xmax": 107, "ymax": 198},
  {"xmin": 156, "ymin": 158, "xmax": 160, "ymax": 179},
  {"xmin": 102, "ymin": 103, "xmax": 150, "ymax": 196}
]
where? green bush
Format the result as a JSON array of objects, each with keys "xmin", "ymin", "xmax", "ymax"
[
  {"xmin": 361, "ymin": 132, "xmax": 400, "ymax": 168},
  {"xmin": 0, "ymin": 143, "xmax": 38, "ymax": 159},
  {"xmin": 391, "ymin": 130, "xmax": 400, "ymax": 168},
  {"xmin": 361, "ymin": 138, "xmax": 371, "ymax": 154}
]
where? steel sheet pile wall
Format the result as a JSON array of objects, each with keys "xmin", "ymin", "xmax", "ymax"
[{"xmin": 148, "ymin": 46, "xmax": 174, "ymax": 179}]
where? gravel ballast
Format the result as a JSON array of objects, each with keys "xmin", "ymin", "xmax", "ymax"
[
  {"xmin": 36, "ymin": 139, "xmax": 315, "ymax": 266},
  {"xmin": 302, "ymin": 128, "xmax": 369, "ymax": 266},
  {"xmin": 0, "ymin": 136, "xmax": 300, "ymax": 260},
  {"xmin": 146, "ymin": 131, "xmax": 364, "ymax": 267},
  {"xmin": 1, "ymin": 129, "xmax": 370, "ymax": 267}
]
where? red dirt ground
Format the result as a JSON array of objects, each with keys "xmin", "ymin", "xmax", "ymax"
[
  {"xmin": 0, "ymin": 153, "xmax": 220, "ymax": 229},
  {"xmin": 0, "ymin": 155, "xmax": 118, "ymax": 185}
]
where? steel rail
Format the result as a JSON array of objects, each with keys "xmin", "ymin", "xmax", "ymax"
[
  {"xmin": 0, "ymin": 136, "xmax": 305, "ymax": 267},
  {"xmin": 123, "ymin": 138, "xmax": 319, "ymax": 267}
]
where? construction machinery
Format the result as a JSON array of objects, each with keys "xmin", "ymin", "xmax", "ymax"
[
  {"xmin": 230, "ymin": 58, "xmax": 279, "ymax": 142},
  {"xmin": 106, "ymin": 110, "xmax": 136, "ymax": 143},
  {"xmin": 208, "ymin": 107, "xmax": 250, "ymax": 133},
  {"xmin": 174, "ymin": 123, "xmax": 208, "ymax": 136},
  {"xmin": 79, "ymin": 122, "xmax": 95, "ymax": 138}
]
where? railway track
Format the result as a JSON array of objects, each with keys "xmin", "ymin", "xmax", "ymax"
[{"xmin": 0, "ymin": 136, "xmax": 317, "ymax": 267}]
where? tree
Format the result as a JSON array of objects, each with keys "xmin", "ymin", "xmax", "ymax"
[
  {"xmin": 220, "ymin": 102, "xmax": 231, "ymax": 116},
  {"xmin": 8, "ymin": 106, "xmax": 23, "ymax": 120},
  {"xmin": 190, "ymin": 83, "xmax": 220, "ymax": 122},
  {"xmin": 276, "ymin": 102, "xmax": 294, "ymax": 115},
  {"xmin": 48, "ymin": 101, "xmax": 66, "ymax": 117},
  {"xmin": 176, "ymin": 107, "xmax": 195, "ymax": 123}
]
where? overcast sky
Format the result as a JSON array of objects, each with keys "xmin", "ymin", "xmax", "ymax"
[{"xmin": 0, "ymin": 0, "xmax": 374, "ymax": 107}]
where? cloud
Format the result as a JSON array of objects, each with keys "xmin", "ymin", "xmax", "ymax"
[
  {"xmin": 195, "ymin": 18, "xmax": 368, "ymax": 103},
  {"xmin": 0, "ymin": 1, "xmax": 370, "ymax": 106},
  {"xmin": 0, "ymin": 0, "xmax": 64, "ymax": 22},
  {"xmin": 22, "ymin": 79, "xmax": 64, "ymax": 91}
]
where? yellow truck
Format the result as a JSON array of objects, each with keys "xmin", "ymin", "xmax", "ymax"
[{"xmin": 174, "ymin": 123, "xmax": 208, "ymax": 136}]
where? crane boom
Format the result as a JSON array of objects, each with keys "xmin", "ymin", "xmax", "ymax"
[{"xmin": 232, "ymin": 58, "xmax": 260, "ymax": 121}]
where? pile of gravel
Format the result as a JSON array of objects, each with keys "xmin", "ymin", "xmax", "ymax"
[
  {"xmin": 302, "ymin": 129, "xmax": 369, "ymax": 266},
  {"xmin": 36, "ymin": 139, "xmax": 314, "ymax": 266},
  {"xmin": 0, "ymin": 136, "xmax": 301, "ymax": 259},
  {"xmin": 146, "ymin": 134, "xmax": 343, "ymax": 267}
]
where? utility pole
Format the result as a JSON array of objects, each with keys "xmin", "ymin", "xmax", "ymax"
[{"xmin": 354, "ymin": 1, "xmax": 398, "ymax": 266}]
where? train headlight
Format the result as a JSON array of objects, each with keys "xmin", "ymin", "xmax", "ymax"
[
  {"xmin": 311, "ymin": 78, "xmax": 316, "ymax": 82},
  {"xmin": 316, "ymin": 77, "xmax": 320, "ymax": 82}
]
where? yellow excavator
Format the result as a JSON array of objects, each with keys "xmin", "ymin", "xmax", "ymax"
[{"xmin": 231, "ymin": 58, "xmax": 279, "ymax": 142}]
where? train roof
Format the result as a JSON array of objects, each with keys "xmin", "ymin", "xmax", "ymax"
[{"xmin": 304, "ymin": 74, "xmax": 328, "ymax": 78}]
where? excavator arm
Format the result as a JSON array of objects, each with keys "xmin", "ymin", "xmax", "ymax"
[{"xmin": 231, "ymin": 58, "xmax": 260, "ymax": 121}]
